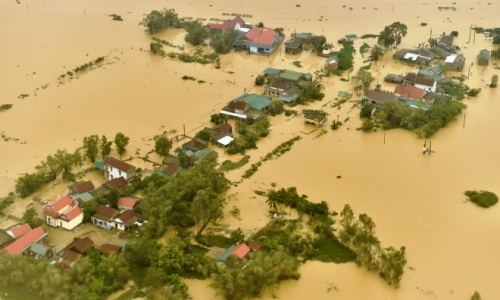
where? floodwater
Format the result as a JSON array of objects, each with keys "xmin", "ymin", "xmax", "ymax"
[{"xmin": 1, "ymin": 0, "xmax": 500, "ymax": 299}]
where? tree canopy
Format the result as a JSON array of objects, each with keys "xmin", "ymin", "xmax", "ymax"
[
  {"xmin": 139, "ymin": 8, "xmax": 181, "ymax": 34},
  {"xmin": 184, "ymin": 21, "xmax": 209, "ymax": 46},
  {"xmin": 114, "ymin": 132, "xmax": 130, "ymax": 157},
  {"xmin": 378, "ymin": 22, "xmax": 408, "ymax": 48}
]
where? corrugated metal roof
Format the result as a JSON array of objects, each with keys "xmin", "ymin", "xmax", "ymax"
[{"xmin": 218, "ymin": 245, "xmax": 236, "ymax": 262}]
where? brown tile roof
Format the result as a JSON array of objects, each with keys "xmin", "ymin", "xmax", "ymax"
[
  {"xmin": 69, "ymin": 180, "xmax": 95, "ymax": 194},
  {"xmin": 248, "ymin": 242, "xmax": 261, "ymax": 251},
  {"xmin": 115, "ymin": 210, "xmax": 137, "ymax": 225},
  {"xmin": 69, "ymin": 237, "xmax": 94, "ymax": 254},
  {"xmin": 3, "ymin": 227, "xmax": 46, "ymax": 255},
  {"xmin": 104, "ymin": 157, "xmax": 134, "ymax": 173},
  {"xmin": 7, "ymin": 223, "xmax": 32, "ymax": 239},
  {"xmin": 106, "ymin": 177, "xmax": 127, "ymax": 189},
  {"xmin": 214, "ymin": 123, "xmax": 232, "ymax": 133},
  {"xmin": 62, "ymin": 249, "xmax": 82, "ymax": 261},
  {"xmin": 363, "ymin": 90, "xmax": 397, "ymax": 103},
  {"xmin": 94, "ymin": 205, "xmax": 119, "ymax": 221},
  {"xmin": 228, "ymin": 101, "xmax": 248, "ymax": 111},
  {"xmin": 100, "ymin": 243, "xmax": 122, "ymax": 255},
  {"xmin": 413, "ymin": 76, "xmax": 435, "ymax": 87}
]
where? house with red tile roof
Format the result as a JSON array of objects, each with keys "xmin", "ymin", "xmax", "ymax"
[
  {"xmin": 209, "ymin": 16, "xmax": 245, "ymax": 33},
  {"xmin": 6, "ymin": 223, "xmax": 31, "ymax": 239},
  {"xmin": 1, "ymin": 227, "xmax": 47, "ymax": 255},
  {"xmin": 43, "ymin": 195, "xmax": 83, "ymax": 230},
  {"xmin": 104, "ymin": 157, "xmax": 136, "ymax": 181},
  {"xmin": 394, "ymin": 85, "xmax": 426, "ymax": 100},
  {"xmin": 117, "ymin": 197, "xmax": 140, "ymax": 211},
  {"xmin": 232, "ymin": 243, "xmax": 251, "ymax": 259},
  {"xmin": 237, "ymin": 27, "xmax": 283, "ymax": 55}
]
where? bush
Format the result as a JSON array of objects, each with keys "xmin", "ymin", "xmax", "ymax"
[
  {"xmin": 254, "ymin": 75, "xmax": 265, "ymax": 86},
  {"xmin": 465, "ymin": 190, "xmax": 498, "ymax": 208},
  {"xmin": 0, "ymin": 104, "xmax": 13, "ymax": 112}
]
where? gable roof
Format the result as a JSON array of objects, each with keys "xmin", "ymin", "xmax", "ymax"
[
  {"xmin": 104, "ymin": 157, "xmax": 134, "ymax": 173},
  {"xmin": 115, "ymin": 210, "xmax": 137, "ymax": 225},
  {"xmin": 106, "ymin": 177, "xmax": 128, "ymax": 189},
  {"xmin": 6, "ymin": 223, "xmax": 32, "ymax": 239},
  {"xmin": 100, "ymin": 243, "xmax": 122, "ymax": 255},
  {"xmin": 222, "ymin": 15, "xmax": 245, "ymax": 31},
  {"xmin": 245, "ymin": 27, "xmax": 277, "ymax": 45},
  {"xmin": 228, "ymin": 101, "xmax": 249, "ymax": 111},
  {"xmin": 62, "ymin": 249, "xmax": 82, "ymax": 261},
  {"xmin": 93, "ymin": 205, "xmax": 119, "ymax": 221},
  {"xmin": 232, "ymin": 243, "xmax": 251, "ymax": 259},
  {"xmin": 394, "ymin": 85, "xmax": 426, "ymax": 99},
  {"xmin": 29, "ymin": 242, "xmax": 50, "ymax": 257},
  {"xmin": 44, "ymin": 195, "xmax": 74, "ymax": 217},
  {"xmin": 68, "ymin": 237, "xmax": 94, "ymax": 254},
  {"xmin": 68, "ymin": 180, "xmax": 95, "ymax": 194},
  {"xmin": 363, "ymin": 90, "xmax": 397, "ymax": 103},
  {"xmin": 231, "ymin": 94, "xmax": 272, "ymax": 110},
  {"xmin": 3, "ymin": 227, "xmax": 46, "ymax": 255},
  {"xmin": 0, "ymin": 230, "xmax": 14, "ymax": 247},
  {"xmin": 413, "ymin": 76, "xmax": 435, "ymax": 87},
  {"xmin": 60, "ymin": 206, "xmax": 83, "ymax": 222},
  {"xmin": 117, "ymin": 197, "xmax": 138, "ymax": 210}
]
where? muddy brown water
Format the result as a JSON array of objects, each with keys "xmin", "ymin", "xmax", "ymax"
[{"xmin": 1, "ymin": 0, "xmax": 500, "ymax": 299}]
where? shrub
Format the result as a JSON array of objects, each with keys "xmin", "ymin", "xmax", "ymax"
[
  {"xmin": 421, "ymin": 22, "xmax": 428, "ymax": 27},
  {"xmin": 465, "ymin": 190, "xmax": 498, "ymax": 208},
  {"xmin": 0, "ymin": 104, "xmax": 13, "ymax": 112},
  {"xmin": 254, "ymin": 75, "xmax": 265, "ymax": 86}
]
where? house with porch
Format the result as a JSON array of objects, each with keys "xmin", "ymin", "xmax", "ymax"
[
  {"xmin": 43, "ymin": 195, "xmax": 83, "ymax": 230},
  {"xmin": 199, "ymin": 123, "xmax": 234, "ymax": 147},
  {"xmin": 91, "ymin": 205, "xmax": 119, "ymax": 230},
  {"xmin": 113, "ymin": 210, "xmax": 138, "ymax": 231},
  {"xmin": 103, "ymin": 157, "xmax": 136, "ymax": 181}
]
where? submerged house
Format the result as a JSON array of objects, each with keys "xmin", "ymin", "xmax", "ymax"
[
  {"xmin": 208, "ymin": 15, "xmax": 245, "ymax": 33},
  {"xmin": 418, "ymin": 65, "xmax": 444, "ymax": 82},
  {"xmin": 220, "ymin": 93, "xmax": 272, "ymax": 119},
  {"xmin": 444, "ymin": 54, "xmax": 465, "ymax": 72},
  {"xmin": 284, "ymin": 32, "xmax": 312, "ymax": 54},
  {"xmin": 477, "ymin": 49, "xmax": 491, "ymax": 66},
  {"xmin": 236, "ymin": 27, "xmax": 283, "ymax": 55},
  {"xmin": 362, "ymin": 90, "xmax": 397, "ymax": 105},
  {"xmin": 384, "ymin": 74, "xmax": 404, "ymax": 84},
  {"xmin": 411, "ymin": 76, "xmax": 437, "ymax": 92},
  {"xmin": 303, "ymin": 110, "xmax": 328, "ymax": 127}
]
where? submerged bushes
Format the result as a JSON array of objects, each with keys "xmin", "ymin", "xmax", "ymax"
[{"xmin": 465, "ymin": 190, "xmax": 498, "ymax": 208}]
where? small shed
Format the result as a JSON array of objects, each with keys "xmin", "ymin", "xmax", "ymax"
[
  {"xmin": 384, "ymin": 74, "xmax": 404, "ymax": 84},
  {"xmin": 303, "ymin": 110, "xmax": 328, "ymax": 127},
  {"xmin": 477, "ymin": 49, "xmax": 491, "ymax": 66}
]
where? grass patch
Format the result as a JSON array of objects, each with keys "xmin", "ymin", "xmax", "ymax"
[
  {"xmin": 219, "ymin": 155, "xmax": 250, "ymax": 172},
  {"xmin": 0, "ymin": 285, "xmax": 44, "ymax": 300},
  {"xmin": 465, "ymin": 190, "xmax": 498, "ymax": 208},
  {"xmin": 310, "ymin": 237, "xmax": 356, "ymax": 263},
  {"xmin": 199, "ymin": 234, "xmax": 233, "ymax": 248}
]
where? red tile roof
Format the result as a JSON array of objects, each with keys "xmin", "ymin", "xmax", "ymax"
[
  {"xmin": 62, "ymin": 249, "xmax": 82, "ymax": 261},
  {"xmin": 245, "ymin": 27, "xmax": 262, "ymax": 41},
  {"xmin": 3, "ymin": 227, "xmax": 46, "ymax": 255},
  {"xmin": 61, "ymin": 206, "xmax": 83, "ymax": 221},
  {"xmin": 209, "ymin": 23, "xmax": 223, "ymax": 30},
  {"xmin": 232, "ymin": 243, "xmax": 251, "ymax": 259},
  {"xmin": 394, "ymin": 85, "xmax": 426, "ymax": 99},
  {"xmin": 216, "ymin": 123, "xmax": 232, "ymax": 133},
  {"xmin": 117, "ymin": 197, "xmax": 137, "ymax": 209},
  {"xmin": 100, "ymin": 243, "xmax": 122, "ymax": 255},
  {"xmin": 229, "ymin": 101, "xmax": 248, "ymax": 110},
  {"xmin": 104, "ymin": 157, "xmax": 134, "ymax": 173},
  {"xmin": 44, "ymin": 195, "xmax": 74, "ymax": 217},
  {"xmin": 7, "ymin": 223, "xmax": 32, "ymax": 239},
  {"xmin": 253, "ymin": 28, "xmax": 278, "ymax": 45},
  {"xmin": 69, "ymin": 237, "xmax": 94, "ymax": 254},
  {"xmin": 413, "ymin": 76, "xmax": 435, "ymax": 87},
  {"xmin": 106, "ymin": 177, "xmax": 127, "ymax": 189}
]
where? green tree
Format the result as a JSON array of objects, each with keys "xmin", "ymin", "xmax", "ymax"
[
  {"xmin": 154, "ymin": 135, "xmax": 172, "ymax": 157},
  {"xmin": 140, "ymin": 8, "xmax": 180, "ymax": 34},
  {"xmin": 255, "ymin": 75, "xmax": 266, "ymax": 86},
  {"xmin": 184, "ymin": 21, "xmax": 209, "ymax": 46},
  {"xmin": 428, "ymin": 37, "xmax": 438, "ymax": 47},
  {"xmin": 150, "ymin": 41, "xmax": 164, "ymax": 55},
  {"xmin": 352, "ymin": 68, "xmax": 375, "ymax": 90},
  {"xmin": 230, "ymin": 228, "xmax": 245, "ymax": 244},
  {"xmin": 114, "ymin": 132, "xmax": 129, "ymax": 157},
  {"xmin": 210, "ymin": 30, "xmax": 238, "ymax": 54},
  {"xmin": 471, "ymin": 291, "xmax": 482, "ymax": 300},
  {"xmin": 15, "ymin": 173, "xmax": 47, "ymax": 198},
  {"xmin": 274, "ymin": 27, "xmax": 284, "ymax": 35},
  {"xmin": 378, "ymin": 22, "xmax": 408, "ymax": 48},
  {"xmin": 490, "ymin": 74, "xmax": 498, "ymax": 88},
  {"xmin": 494, "ymin": 35, "xmax": 500, "ymax": 44},
  {"xmin": 158, "ymin": 237, "xmax": 187, "ymax": 274},
  {"xmin": 195, "ymin": 130, "xmax": 212, "ymax": 142},
  {"xmin": 210, "ymin": 113, "xmax": 229, "ymax": 125},
  {"xmin": 80, "ymin": 200, "xmax": 99, "ymax": 222},
  {"xmin": 100, "ymin": 135, "xmax": 112, "ymax": 159},
  {"xmin": 298, "ymin": 81, "xmax": 325, "ymax": 103},
  {"xmin": 22, "ymin": 207, "xmax": 44, "ymax": 228},
  {"xmin": 82, "ymin": 135, "xmax": 99, "ymax": 162},
  {"xmin": 307, "ymin": 35, "xmax": 327, "ymax": 54},
  {"xmin": 492, "ymin": 49, "xmax": 500, "ymax": 59},
  {"xmin": 191, "ymin": 189, "xmax": 225, "ymax": 236},
  {"xmin": 450, "ymin": 30, "xmax": 459, "ymax": 37},
  {"xmin": 370, "ymin": 45, "xmax": 384, "ymax": 61},
  {"xmin": 267, "ymin": 100, "xmax": 284, "ymax": 116},
  {"xmin": 36, "ymin": 149, "xmax": 82, "ymax": 182}
]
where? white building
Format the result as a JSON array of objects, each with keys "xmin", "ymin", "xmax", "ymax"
[{"xmin": 103, "ymin": 157, "xmax": 135, "ymax": 180}]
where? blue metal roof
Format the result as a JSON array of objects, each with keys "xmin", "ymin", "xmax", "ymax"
[{"xmin": 218, "ymin": 245, "xmax": 236, "ymax": 262}]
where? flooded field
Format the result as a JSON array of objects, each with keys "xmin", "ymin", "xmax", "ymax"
[{"xmin": 1, "ymin": 0, "xmax": 499, "ymax": 299}]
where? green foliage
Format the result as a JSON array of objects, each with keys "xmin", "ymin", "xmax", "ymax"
[
  {"xmin": 257, "ymin": 22, "xmax": 264, "ymax": 28},
  {"xmin": 210, "ymin": 30, "xmax": 238, "ymax": 54},
  {"xmin": 420, "ymin": 22, "xmax": 428, "ymax": 26},
  {"xmin": 339, "ymin": 204, "xmax": 407, "ymax": 287},
  {"xmin": 22, "ymin": 207, "xmax": 44, "ymax": 228},
  {"xmin": 378, "ymin": 22, "xmax": 408, "ymax": 48},
  {"xmin": 352, "ymin": 68, "xmax": 375, "ymax": 90},
  {"xmin": 360, "ymin": 103, "xmax": 376, "ymax": 118},
  {"xmin": 15, "ymin": 173, "xmax": 47, "ymax": 198},
  {"xmin": 211, "ymin": 248, "xmax": 300, "ymax": 300},
  {"xmin": 305, "ymin": 35, "xmax": 327, "ymax": 54},
  {"xmin": 440, "ymin": 81, "xmax": 472, "ymax": 100},
  {"xmin": 254, "ymin": 75, "xmax": 266, "ymax": 86},
  {"xmin": 150, "ymin": 41, "xmax": 164, "ymax": 55},
  {"xmin": 267, "ymin": 187, "xmax": 329, "ymax": 217},
  {"xmin": 226, "ymin": 116, "xmax": 270, "ymax": 154},
  {"xmin": 100, "ymin": 135, "xmax": 113, "ymax": 159},
  {"xmin": 0, "ymin": 192, "xmax": 16, "ymax": 216},
  {"xmin": 110, "ymin": 14, "xmax": 123, "ymax": 21},
  {"xmin": 274, "ymin": 27, "xmax": 284, "ymax": 35},
  {"xmin": 292, "ymin": 61, "xmax": 302, "ymax": 68},
  {"xmin": 450, "ymin": 30, "xmax": 459, "ymax": 37},
  {"xmin": 309, "ymin": 237, "xmax": 356, "ymax": 263},
  {"xmin": 0, "ymin": 104, "xmax": 13, "ymax": 112},
  {"xmin": 82, "ymin": 135, "xmax": 99, "ymax": 162},
  {"xmin": 360, "ymin": 42, "xmax": 370, "ymax": 55},
  {"xmin": 361, "ymin": 34, "xmax": 379, "ymax": 39},
  {"xmin": 230, "ymin": 228, "xmax": 246, "ymax": 244},
  {"xmin": 331, "ymin": 120, "xmax": 343, "ymax": 130},
  {"xmin": 465, "ymin": 190, "xmax": 499, "ymax": 208},
  {"xmin": 494, "ymin": 34, "xmax": 500, "ymax": 44},
  {"xmin": 297, "ymin": 81, "xmax": 325, "ymax": 104},
  {"xmin": 368, "ymin": 99, "xmax": 467, "ymax": 138},
  {"xmin": 197, "ymin": 234, "xmax": 233, "ymax": 248},
  {"xmin": 492, "ymin": 49, "xmax": 500, "ymax": 59},
  {"xmin": 210, "ymin": 113, "xmax": 229, "ymax": 125},
  {"xmin": 471, "ymin": 291, "xmax": 482, "ymax": 300},
  {"xmin": 80, "ymin": 200, "xmax": 99, "ymax": 222},
  {"xmin": 219, "ymin": 155, "xmax": 250, "ymax": 172},
  {"xmin": 140, "ymin": 8, "xmax": 181, "ymax": 34},
  {"xmin": 267, "ymin": 100, "xmax": 285, "ymax": 116},
  {"xmin": 490, "ymin": 74, "xmax": 498, "ymax": 88},
  {"xmin": 114, "ymin": 132, "xmax": 130, "ymax": 157},
  {"xmin": 428, "ymin": 37, "xmax": 438, "ymax": 48},
  {"xmin": 191, "ymin": 189, "xmax": 226, "ymax": 235},
  {"xmin": 467, "ymin": 88, "xmax": 481, "ymax": 97},
  {"xmin": 154, "ymin": 135, "xmax": 172, "ymax": 157},
  {"xmin": 370, "ymin": 45, "xmax": 384, "ymax": 61},
  {"xmin": 194, "ymin": 130, "xmax": 212, "ymax": 142},
  {"xmin": 184, "ymin": 21, "xmax": 209, "ymax": 46}
]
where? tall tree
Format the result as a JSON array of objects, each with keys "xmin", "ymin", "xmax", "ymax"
[
  {"xmin": 22, "ymin": 207, "xmax": 44, "ymax": 228},
  {"xmin": 378, "ymin": 22, "xmax": 408, "ymax": 48},
  {"xmin": 370, "ymin": 45, "xmax": 384, "ymax": 61},
  {"xmin": 114, "ymin": 132, "xmax": 130, "ymax": 157},
  {"xmin": 154, "ymin": 135, "xmax": 172, "ymax": 157},
  {"xmin": 82, "ymin": 135, "xmax": 99, "ymax": 162},
  {"xmin": 184, "ymin": 20, "xmax": 209, "ymax": 46},
  {"xmin": 352, "ymin": 68, "xmax": 375, "ymax": 90},
  {"xmin": 139, "ymin": 8, "xmax": 180, "ymax": 34},
  {"xmin": 191, "ymin": 189, "xmax": 225, "ymax": 236},
  {"xmin": 490, "ymin": 74, "xmax": 498, "ymax": 88},
  {"xmin": 100, "ymin": 135, "xmax": 113, "ymax": 159}
]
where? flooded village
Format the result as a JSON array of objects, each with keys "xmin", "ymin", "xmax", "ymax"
[{"xmin": 1, "ymin": 0, "xmax": 500, "ymax": 299}]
